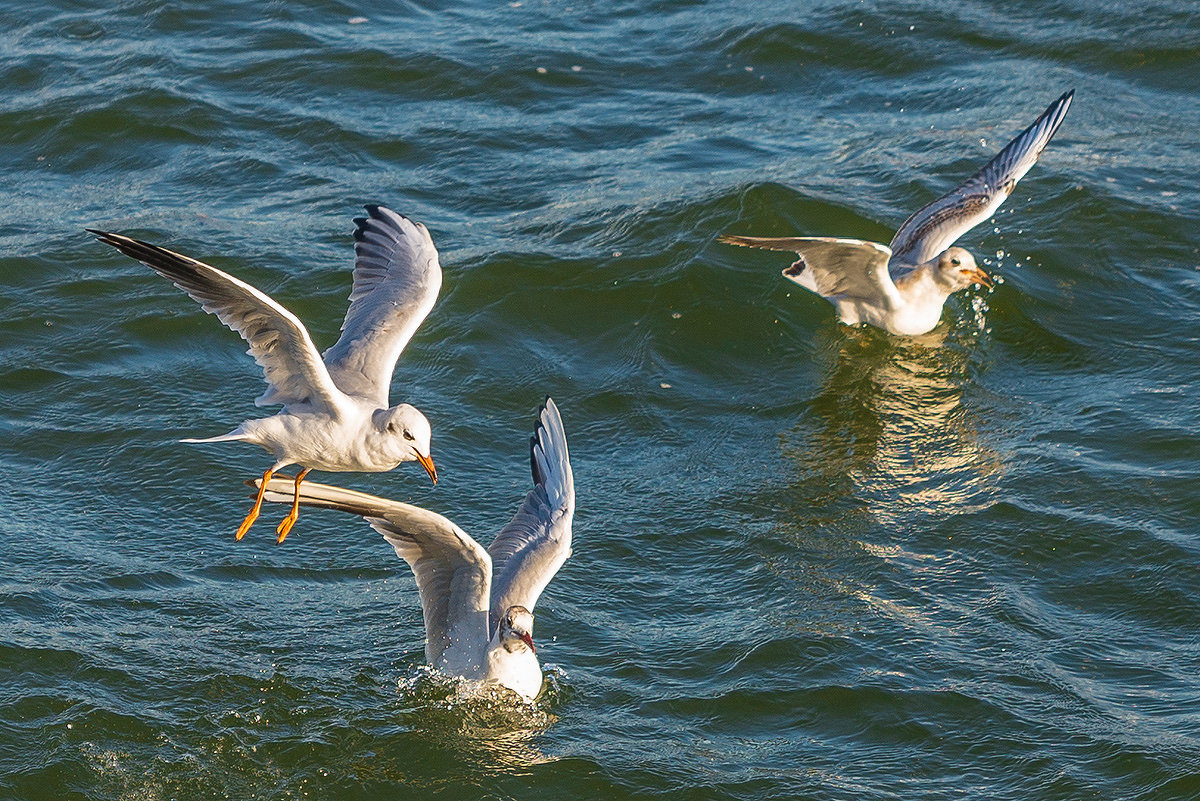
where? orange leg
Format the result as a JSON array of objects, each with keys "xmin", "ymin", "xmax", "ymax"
[
  {"xmin": 275, "ymin": 467, "xmax": 312, "ymax": 544},
  {"xmin": 236, "ymin": 468, "xmax": 275, "ymax": 541}
]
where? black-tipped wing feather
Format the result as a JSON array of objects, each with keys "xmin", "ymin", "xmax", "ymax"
[
  {"xmin": 89, "ymin": 230, "xmax": 344, "ymax": 412},
  {"xmin": 321, "ymin": 206, "xmax": 442, "ymax": 407},
  {"xmin": 889, "ymin": 89, "xmax": 1074, "ymax": 267},
  {"xmin": 487, "ymin": 398, "xmax": 575, "ymax": 633}
]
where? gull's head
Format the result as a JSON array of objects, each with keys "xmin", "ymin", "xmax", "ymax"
[
  {"xmin": 379, "ymin": 404, "xmax": 436, "ymax": 484},
  {"xmin": 936, "ymin": 247, "xmax": 993, "ymax": 292},
  {"xmin": 499, "ymin": 605, "xmax": 536, "ymax": 654}
]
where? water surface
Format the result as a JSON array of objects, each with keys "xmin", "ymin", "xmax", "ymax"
[{"xmin": 2, "ymin": 1, "xmax": 1199, "ymax": 799}]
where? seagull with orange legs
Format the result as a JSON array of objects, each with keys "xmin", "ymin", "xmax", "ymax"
[
  {"xmin": 721, "ymin": 90, "xmax": 1073, "ymax": 336},
  {"xmin": 90, "ymin": 205, "xmax": 441, "ymax": 542}
]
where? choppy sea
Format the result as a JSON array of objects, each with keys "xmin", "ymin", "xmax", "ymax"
[{"xmin": 2, "ymin": 1, "xmax": 1199, "ymax": 799}]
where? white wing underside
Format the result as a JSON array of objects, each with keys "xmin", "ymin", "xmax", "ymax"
[
  {"xmin": 89, "ymin": 230, "xmax": 345, "ymax": 414},
  {"xmin": 487, "ymin": 398, "xmax": 575, "ymax": 634},
  {"xmin": 888, "ymin": 89, "xmax": 1074, "ymax": 266},
  {"xmin": 321, "ymin": 206, "xmax": 442, "ymax": 408},
  {"xmin": 259, "ymin": 479, "xmax": 491, "ymax": 675},
  {"xmin": 721, "ymin": 234, "xmax": 899, "ymax": 307}
]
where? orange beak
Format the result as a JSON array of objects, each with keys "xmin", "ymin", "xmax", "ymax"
[
  {"xmin": 969, "ymin": 267, "xmax": 994, "ymax": 289},
  {"xmin": 416, "ymin": 452, "xmax": 438, "ymax": 485}
]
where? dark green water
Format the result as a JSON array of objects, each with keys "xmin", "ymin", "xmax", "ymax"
[{"xmin": 2, "ymin": 1, "xmax": 1200, "ymax": 799}]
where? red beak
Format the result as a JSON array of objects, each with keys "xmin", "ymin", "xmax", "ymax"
[{"xmin": 519, "ymin": 631, "xmax": 536, "ymax": 653}]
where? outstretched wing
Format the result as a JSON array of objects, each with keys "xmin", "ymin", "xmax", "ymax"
[
  {"xmin": 721, "ymin": 234, "xmax": 898, "ymax": 307},
  {"xmin": 321, "ymin": 206, "xmax": 442, "ymax": 407},
  {"xmin": 487, "ymin": 398, "xmax": 575, "ymax": 635},
  {"xmin": 889, "ymin": 89, "xmax": 1074, "ymax": 267},
  {"xmin": 89, "ymin": 230, "xmax": 345, "ymax": 412},
  {"xmin": 257, "ymin": 478, "xmax": 491, "ymax": 673}
]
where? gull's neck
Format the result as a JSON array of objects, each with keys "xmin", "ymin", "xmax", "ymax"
[{"xmin": 894, "ymin": 262, "xmax": 954, "ymax": 303}]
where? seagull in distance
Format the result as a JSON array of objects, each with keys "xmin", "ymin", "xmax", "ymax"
[
  {"xmin": 721, "ymin": 90, "xmax": 1074, "ymax": 336},
  {"xmin": 90, "ymin": 205, "xmax": 441, "ymax": 543},
  {"xmin": 256, "ymin": 398, "xmax": 575, "ymax": 700}
]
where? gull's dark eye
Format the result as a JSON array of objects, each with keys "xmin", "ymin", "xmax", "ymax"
[
  {"xmin": 951, "ymin": 257, "xmax": 961, "ymax": 267},
  {"xmin": 403, "ymin": 429, "xmax": 415, "ymax": 441}
]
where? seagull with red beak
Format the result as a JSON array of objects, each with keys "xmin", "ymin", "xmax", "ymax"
[{"xmin": 721, "ymin": 90, "xmax": 1073, "ymax": 336}]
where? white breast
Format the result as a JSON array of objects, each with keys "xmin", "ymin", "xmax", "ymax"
[{"xmin": 485, "ymin": 644, "xmax": 543, "ymax": 700}]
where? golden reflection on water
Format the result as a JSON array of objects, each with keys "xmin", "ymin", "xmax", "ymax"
[
  {"xmin": 768, "ymin": 324, "xmax": 1007, "ymax": 633},
  {"xmin": 785, "ymin": 324, "xmax": 1004, "ymax": 526}
]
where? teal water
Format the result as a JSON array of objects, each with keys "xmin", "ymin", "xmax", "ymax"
[{"xmin": 3, "ymin": 1, "xmax": 1200, "ymax": 799}]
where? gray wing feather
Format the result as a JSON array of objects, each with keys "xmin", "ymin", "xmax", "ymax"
[
  {"xmin": 889, "ymin": 89, "xmax": 1074, "ymax": 267},
  {"xmin": 487, "ymin": 398, "xmax": 575, "ymax": 634},
  {"xmin": 322, "ymin": 206, "xmax": 442, "ymax": 406},
  {"xmin": 257, "ymin": 478, "xmax": 491, "ymax": 671},
  {"xmin": 89, "ymin": 230, "xmax": 345, "ymax": 412},
  {"xmin": 722, "ymin": 234, "xmax": 898, "ymax": 306}
]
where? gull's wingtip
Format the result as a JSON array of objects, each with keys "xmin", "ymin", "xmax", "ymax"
[
  {"xmin": 88, "ymin": 228, "xmax": 128, "ymax": 245},
  {"xmin": 1040, "ymin": 89, "xmax": 1074, "ymax": 128},
  {"xmin": 1052, "ymin": 88, "xmax": 1074, "ymax": 114},
  {"xmin": 529, "ymin": 396, "xmax": 569, "ymax": 491},
  {"xmin": 718, "ymin": 233, "xmax": 753, "ymax": 248},
  {"xmin": 361, "ymin": 203, "xmax": 405, "ymax": 222},
  {"xmin": 537, "ymin": 396, "xmax": 564, "ymax": 442},
  {"xmin": 246, "ymin": 474, "xmax": 298, "ymax": 490},
  {"xmin": 530, "ymin": 396, "xmax": 555, "ymax": 479},
  {"xmin": 354, "ymin": 203, "xmax": 426, "ymax": 240}
]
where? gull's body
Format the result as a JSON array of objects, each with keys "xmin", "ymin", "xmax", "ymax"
[
  {"xmin": 259, "ymin": 398, "xmax": 575, "ymax": 700},
  {"xmin": 90, "ymin": 205, "xmax": 441, "ymax": 541},
  {"xmin": 721, "ymin": 90, "xmax": 1074, "ymax": 336}
]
